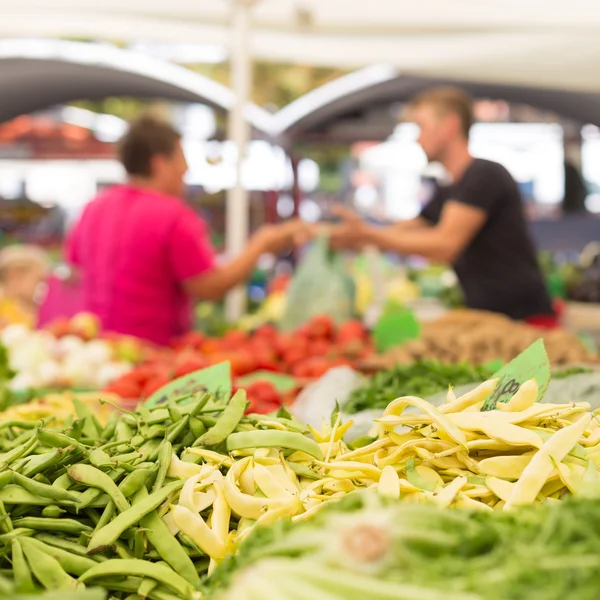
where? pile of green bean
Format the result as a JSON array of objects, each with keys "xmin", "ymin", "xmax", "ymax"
[{"xmin": 0, "ymin": 390, "xmax": 304, "ymax": 599}]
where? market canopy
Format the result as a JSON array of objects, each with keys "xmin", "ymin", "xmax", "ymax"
[
  {"xmin": 273, "ymin": 67, "xmax": 600, "ymax": 142},
  {"xmin": 1, "ymin": 0, "xmax": 600, "ymax": 91},
  {"xmin": 0, "ymin": 39, "xmax": 274, "ymax": 134}
]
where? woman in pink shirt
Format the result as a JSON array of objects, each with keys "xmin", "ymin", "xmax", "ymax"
[{"xmin": 67, "ymin": 117, "xmax": 307, "ymax": 345}]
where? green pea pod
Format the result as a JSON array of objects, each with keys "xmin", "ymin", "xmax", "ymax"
[
  {"xmin": 41, "ymin": 506, "xmax": 67, "ymax": 518},
  {"xmin": 135, "ymin": 487, "xmax": 200, "ymax": 589},
  {"xmin": 151, "ymin": 441, "xmax": 172, "ymax": 494},
  {"xmin": 20, "ymin": 536, "xmax": 79, "ymax": 590},
  {"xmin": 34, "ymin": 533, "xmax": 106, "ymax": 562},
  {"xmin": 0, "ymin": 433, "xmax": 37, "ymax": 469},
  {"xmin": 115, "ymin": 420, "xmax": 134, "ymax": 443},
  {"xmin": 0, "ymin": 485, "xmax": 55, "ymax": 506},
  {"xmin": 286, "ymin": 461, "xmax": 321, "ymax": 480},
  {"xmin": 166, "ymin": 416, "xmax": 190, "ymax": 445},
  {"xmin": 0, "ymin": 500, "xmax": 12, "ymax": 533},
  {"xmin": 20, "ymin": 536, "xmax": 97, "ymax": 576},
  {"xmin": 133, "ymin": 528, "xmax": 146, "ymax": 559},
  {"xmin": 37, "ymin": 429, "xmax": 88, "ymax": 452},
  {"xmin": 87, "ymin": 480, "xmax": 184, "ymax": 553},
  {"xmin": 138, "ymin": 576, "xmax": 158, "ymax": 599},
  {"xmin": 79, "ymin": 559, "xmax": 194, "ymax": 599},
  {"xmin": 52, "ymin": 473, "xmax": 74, "ymax": 490},
  {"xmin": 0, "ymin": 471, "xmax": 12, "ymax": 491},
  {"xmin": 168, "ymin": 399, "xmax": 183, "ymax": 423},
  {"xmin": 0, "ymin": 528, "xmax": 35, "ymax": 542},
  {"xmin": 21, "ymin": 448, "xmax": 66, "ymax": 478},
  {"xmin": 101, "ymin": 412, "xmax": 119, "ymax": 441},
  {"xmin": 13, "ymin": 517, "xmax": 93, "ymax": 535},
  {"xmin": 188, "ymin": 417, "xmax": 206, "ymax": 441},
  {"xmin": 72, "ymin": 398, "xmax": 103, "ymax": 439},
  {"xmin": 12, "ymin": 471, "xmax": 81, "ymax": 504},
  {"xmin": 89, "ymin": 449, "xmax": 112, "ymax": 468},
  {"xmin": 68, "ymin": 464, "xmax": 130, "ymax": 513},
  {"xmin": 227, "ymin": 430, "xmax": 324, "ymax": 460},
  {"xmin": 198, "ymin": 390, "xmax": 248, "ymax": 447},
  {"xmin": 188, "ymin": 392, "xmax": 211, "ymax": 417},
  {"xmin": 11, "ymin": 539, "xmax": 35, "ymax": 593},
  {"xmin": 119, "ymin": 468, "xmax": 152, "ymax": 498}
]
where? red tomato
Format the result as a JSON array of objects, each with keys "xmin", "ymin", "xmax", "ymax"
[
  {"xmin": 142, "ymin": 375, "xmax": 172, "ymax": 398},
  {"xmin": 336, "ymin": 320, "xmax": 367, "ymax": 341},
  {"xmin": 305, "ymin": 315, "xmax": 335, "ymax": 340},
  {"xmin": 246, "ymin": 380, "xmax": 280, "ymax": 403},
  {"xmin": 308, "ymin": 340, "xmax": 332, "ymax": 357},
  {"xmin": 174, "ymin": 356, "xmax": 208, "ymax": 378},
  {"xmin": 105, "ymin": 378, "xmax": 142, "ymax": 399},
  {"xmin": 254, "ymin": 324, "xmax": 278, "ymax": 339}
]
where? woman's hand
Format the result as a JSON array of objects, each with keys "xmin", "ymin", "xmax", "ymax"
[{"xmin": 251, "ymin": 219, "xmax": 316, "ymax": 255}]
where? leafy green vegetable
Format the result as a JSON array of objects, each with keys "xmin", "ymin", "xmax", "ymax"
[
  {"xmin": 344, "ymin": 360, "xmax": 494, "ymax": 414},
  {"xmin": 204, "ymin": 492, "xmax": 600, "ymax": 600},
  {"xmin": 552, "ymin": 366, "xmax": 593, "ymax": 379}
]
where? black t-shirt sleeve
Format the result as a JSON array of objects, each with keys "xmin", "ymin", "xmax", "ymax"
[{"xmin": 450, "ymin": 162, "xmax": 507, "ymax": 214}]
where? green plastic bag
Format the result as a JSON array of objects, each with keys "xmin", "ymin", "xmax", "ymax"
[{"xmin": 280, "ymin": 236, "xmax": 355, "ymax": 332}]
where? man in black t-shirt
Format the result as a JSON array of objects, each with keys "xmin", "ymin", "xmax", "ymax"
[{"xmin": 331, "ymin": 87, "xmax": 554, "ymax": 321}]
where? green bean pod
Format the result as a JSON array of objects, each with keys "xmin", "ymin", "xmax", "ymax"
[
  {"xmin": 12, "ymin": 471, "xmax": 81, "ymax": 503},
  {"xmin": 151, "ymin": 441, "xmax": 172, "ymax": 494},
  {"xmin": 68, "ymin": 464, "xmax": 130, "ymax": 513},
  {"xmin": 11, "ymin": 539, "xmax": 35, "ymax": 593},
  {"xmin": 226, "ymin": 429, "xmax": 324, "ymax": 460},
  {"xmin": 87, "ymin": 480, "xmax": 184, "ymax": 553},
  {"xmin": 20, "ymin": 536, "xmax": 79, "ymax": 590},
  {"xmin": 197, "ymin": 390, "xmax": 248, "ymax": 447},
  {"xmin": 20, "ymin": 536, "xmax": 97, "ymax": 576}
]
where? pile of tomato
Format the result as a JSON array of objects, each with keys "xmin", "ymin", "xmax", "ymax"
[{"xmin": 104, "ymin": 316, "xmax": 373, "ymax": 413}]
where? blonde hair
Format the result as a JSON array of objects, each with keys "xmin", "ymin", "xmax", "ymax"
[
  {"xmin": 409, "ymin": 87, "xmax": 474, "ymax": 138},
  {"xmin": 0, "ymin": 245, "xmax": 51, "ymax": 281}
]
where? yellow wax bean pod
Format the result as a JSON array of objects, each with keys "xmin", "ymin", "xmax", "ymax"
[
  {"xmin": 184, "ymin": 448, "xmax": 234, "ymax": 468},
  {"xmin": 211, "ymin": 483, "xmax": 231, "ymax": 545},
  {"xmin": 406, "ymin": 459, "xmax": 444, "ymax": 492},
  {"xmin": 485, "ymin": 477, "xmax": 516, "ymax": 502},
  {"xmin": 194, "ymin": 488, "xmax": 217, "ymax": 513},
  {"xmin": 462, "ymin": 486, "xmax": 494, "ymax": 500},
  {"xmin": 172, "ymin": 505, "xmax": 227, "ymax": 560},
  {"xmin": 466, "ymin": 439, "xmax": 515, "ymax": 453},
  {"xmin": 167, "ymin": 455, "xmax": 205, "ymax": 479},
  {"xmin": 383, "ymin": 396, "xmax": 467, "ymax": 448},
  {"xmin": 434, "ymin": 476, "xmax": 467, "ymax": 508},
  {"xmin": 337, "ymin": 439, "xmax": 390, "ymax": 462},
  {"xmin": 456, "ymin": 452, "xmax": 480, "ymax": 474},
  {"xmin": 540, "ymin": 476, "xmax": 567, "ymax": 499},
  {"xmin": 581, "ymin": 427, "xmax": 600, "ymax": 447},
  {"xmin": 238, "ymin": 461, "xmax": 256, "ymax": 496},
  {"xmin": 329, "ymin": 470, "xmax": 371, "ymax": 480},
  {"xmin": 463, "ymin": 401, "xmax": 485, "ymax": 413},
  {"xmin": 455, "ymin": 493, "xmax": 493, "ymax": 511},
  {"xmin": 495, "ymin": 500, "xmax": 506, "ymax": 510},
  {"xmin": 512, "ymin": 403, "xmax": 591, "ymax": 425},
  {"xmin": 308, "ymin": 425, "xmax": 330, "ymax": 444},
  {"xmin": 255, "ymin": 420, "xmax": 289, "ymax": 431},
  {"xmin": 505, "ymin": 413, "xmax": 592, "ymax": 510},
  {"xmin": 398, "ymin": 478, "xmax": 422, "ymax": 494},
  {"xmin": 331, "ymin": 420, "xmax": 354, "ymax": 442},
  {"xmin": 552, "ymin": 459, "xmax": 580, "ymax": 494},
  {"xmin": 270, "ymin": 461, "xmax": 300, "ymax": 495},
  {"xmin": 252, "ymin": 463, "xmax": 297, "ymax": 500},
  {"xmin": 375, "ymin": 415, "xmax": 432, "ymax": 430},
  {"xmin": 292, "ymin": 501, "xmax": 328, "ymax": 523},
  {"xmin": 439, "ymin": 468, "xmax": 474, "ymax": 479},
  {"xmin": 478, "ymin": 421, "xmax": 543, "ymax": 449},
  {"xmin": 440, "ymin": 379, "xmax": 498, "ymax": 414},
  {"xmin": 388, "ymin": 431, "xmax": 426, "ymax": 445},
  {"xmin": 477, "ymin": 453, "xmax": 535, "ymax": 479},
  {"xmin": 286, "ymin": 451, "xmax": 315, "ymax": 463},
  {"xmin": 378, "ymin": 465, "xmax": 400, "ymax": 499},
  {"xmin": 316, "ymin": 460, "xmax": 382, "ymax": 481},
  {"xmin": 414, "ymin": 447, "xmax": 463, "ymax": 470},
  {"xmin": 161, "ymin": 511, "xmax": 179, "ymax": 536},
  {"xmin": 323, "ymin": 479, "xmax": 355, "ymax": 494},
  {"xmin": 496, "ymin": 379, "xmax": 538, "ymax": 412},
  {"xmin": 446, "ymin": 386, "xmax": 457, "ymax": 404},
  {"xmin": 180, "ymin": 473, "xmax": 205, "ymax": 512},
  {"xmin": 223, "ymin": 457, "xmax": 295, "ymax": 520}
]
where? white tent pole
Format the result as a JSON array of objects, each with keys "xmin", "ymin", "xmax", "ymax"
[{"xmin": 225, "ymin": 0, "xmax": 257, "ymax": 322}]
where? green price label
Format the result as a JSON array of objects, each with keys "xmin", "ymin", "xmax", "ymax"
[
  {"xmin": 482, "ymin": 339, "xmax": 550, "ymax": 411},
  {"xmin": 144, "ymin": 362, "xmax": 232, "ymax": 408}
]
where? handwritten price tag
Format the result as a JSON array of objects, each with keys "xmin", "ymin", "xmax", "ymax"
[{"xmin": 482, "ymin": 339, "xmax": 550, "ymax": 411}]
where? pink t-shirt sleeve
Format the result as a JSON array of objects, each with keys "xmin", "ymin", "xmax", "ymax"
[{"xmin": 169, "ymin": 209, "xmax": 217, "ymax": 282}]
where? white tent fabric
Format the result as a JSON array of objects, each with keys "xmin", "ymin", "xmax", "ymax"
[{"xmin": 0, "ymin": 0, "xmax": 600, "ymax": 91}]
